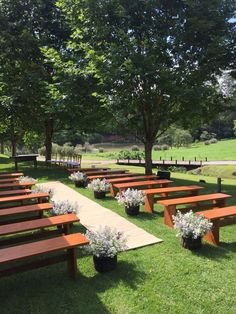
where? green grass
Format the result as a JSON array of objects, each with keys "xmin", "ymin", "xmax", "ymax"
[
  {"xmin": 196, "ymin": 165, "xmax": 236, "ymax": 180},
  {"xmin": 1, "ymin": 160, "xmax": 236, "ymax": 313}
]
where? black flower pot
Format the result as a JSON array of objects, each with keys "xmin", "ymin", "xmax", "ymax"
[
  {"xmin": 125, "ymin": 205, "xmax": 140, "ymax": 216},
  {"xmin": 93, "ymin": 255, "xmax": 117, "ymax": 273},
  {"xmin": 157, "ymin": 170, "xmax": 171, "ymax": 180},
  {"xmin": 94, "ymin": 191, "xmax": 106, "ymax": 199},
  {"xmin": 75, "ymin": 181, "xmax": 85, "ymax": 188},
  {"xmin": 181, "ymin": 236, "xmax": 202, "ymax": 250}
]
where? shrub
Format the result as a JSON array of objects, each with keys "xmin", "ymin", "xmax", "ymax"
[
  {"xmin": 204, "ymin": 140, "xmax": 210, "ymax": 145},
  {"xmin": 38, "ymin": 146, "xmax": 46, "ymax": 156},
  {"xmin": 209, "ymin": 138, "xmax": 217, "ymax": 144},
  {"xmin": 168, "ymin": 166, "xmax": 187, "ymax": 173},
  {"xmin": 98, "ymin": 147, "xmax": 105, "ymax": 153},
  {"xmin": 161, "ymin": 144, "xmax": 169, "ymax": 150},
  {"xmin": 153, "ymin": 145, "xmax": 162, "ymax": 151},
  {"xmin": 19, "ymin": 176, "xmax": 37, "ymax": 184},
  {"xmin": 131, "ymin": 145, "xmax": 140, "ymax": 151}
]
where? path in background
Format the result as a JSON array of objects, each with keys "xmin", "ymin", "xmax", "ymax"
[{"xmin": 42, "ymin": 181, "xmax": 162, "ymax": 250}]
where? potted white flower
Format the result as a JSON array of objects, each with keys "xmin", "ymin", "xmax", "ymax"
[
  {"xmin": 19, "ymin": 176, "xmax": 37, "ymax": 184},
  {"xmin": 69, "ymin": 171, "xmax": 87, "ymax": 188},
  {"xmin": 85, "ymin": 226, "xmax": 127, "ymax": 272},
  {"xmin": 88, "ymin": 179, "xmax": 110, "ymax": 199},
  {"xmin": 31, "ymin": 185, "xmax": 54, "ymax": 201},
  {"xmin": 51, "ymin": 200, "xmax": 78, "ymax": 216},
  {"xmin": 116, "ymin": 188, "xmax": 145, "ymax": 216},
  {"xmin": 173, "ymin": 211, "xmax": 213, "ymax": 250}
]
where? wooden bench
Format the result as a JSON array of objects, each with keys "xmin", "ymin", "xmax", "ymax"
[
  {"xmin": 68, "ymin": 167, "xmax": 111, "ymax": 173},
  {"xmin": 0, "ymin": 203, "xmax": 52, "ymax": 223},
  {"xmin": 0, "ymin": 189, "xmax": 31, "ymax": 197},
  {"xmin": 0, "ymin": 213, "xmax": 80, "ymax": 246},
  {"xmin": 0, "ymin": 182, "xmax": 35, "ymax": 190},
  {"xmin": 113, "ymin": 179, "xmax": 173, "ymax": 196},
  {"xmin": 109, "ymin": 175, "xmax": 158, "ymax": 196},
  {"xmin": 0, "ymin": 193, "xmax": 49, "ymax": 209},
  {"xmin": 87, "ymin": 173, "xmax": 141, "ymax": 182},
  {"xmin": 81, "ymin": 169, "xmax": 129, "ymax": 176},
  {"xmin": 0, "ymin": 172, "xmax": 24, "ymax": 179},
  {"xmin": 0, "ymin": 178, "xmax": 20, "ymax": 184},
  {"xmin": 143, "ymin": 185, "xmax": 204, "ymax": 213},
  {"xmin": 0, "ymin": 233, "xmax": 89, "ymax": 278},
  {"xmin": 157, "ymin": 193, "xmax": 232, "ymax": 228},
  {"xmin": 197, "ymin": 206, "xmax": 236, "ymax": 245}
]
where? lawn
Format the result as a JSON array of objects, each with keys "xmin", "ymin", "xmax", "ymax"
[
  {"xmin": 81, "ymin": 139, "xmax": 236, "ymax": 162},
  {"xmin": 0, "ymin": 159, "xmax": 236, "ymax": 313}
]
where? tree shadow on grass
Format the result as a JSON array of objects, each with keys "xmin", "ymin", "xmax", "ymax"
[
  {"xmin": 220, "ymin": 241, "xmax": 236, "ymax": 253},
  {"xmin": 0, "ymin": 258, "xmax": 145, "ymax": 314},
  {"xmin": 191, "ymin": 243, "xmax": 232, "ymax": 261}
]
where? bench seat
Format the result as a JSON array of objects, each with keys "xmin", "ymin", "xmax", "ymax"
[
  {"xmin": 87, "ymin": 172, "xmax": 137, "ymax": 181},
  {"xmin": 0, "ymin": 214, "xmax": 79, "ymax": 246},
  {"xmin": 0, "ymin": 172, "xmax": 24, "ymax": 179},
  {"xmin": 197, "ymin": 206, "xmax": 236, "ymax": 245},
  {"xmin": 0, "ymin": 189, "xmax": 31, "ymax": 197},
  {"xmin": 157, "ymin": 193, "xmax": 232, "ymax": 228},
  {"xmin": 0, "ymin": 182, "xmax": 35, "ymax": 190},
  {"xmin": 0, "ymin": 192, "xmax": 49, "ymax": 208},
  {"xmin": 0, "ymin": 203, "xmax": 52, "ymax": 222},
  {"xmin": 143, "ymin": 185, "xmax": 204, "ymax": 212},
  {"xmin": 0, "ymin": 178, "xmax": 20, "ymax": 184},
  {"xmin": 0, "ymin": 233, "xmax": 89, "ymax": 278}
]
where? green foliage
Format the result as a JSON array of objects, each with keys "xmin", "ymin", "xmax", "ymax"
[
  {"xmin": 131, "ymin": 145, "xmax": 140, "ymax": 152},
  {"xmin": 117, "ymin": 150, "xmax": 144, "ymax": 160}
]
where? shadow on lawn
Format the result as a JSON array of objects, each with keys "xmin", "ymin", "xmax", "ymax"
[
  {"xmin": 0, "ymin": 259, "xmax": 145, "ymax": 314},
  {"xmin": 192, "ymin": 242, "xmax": 236, "ymax": 261}
]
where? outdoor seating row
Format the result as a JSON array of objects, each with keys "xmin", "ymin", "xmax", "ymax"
[
  {"xmin": 47, "ymin": 154, "xmax": 82, "ymax": 168},
  {"xmin": 0, "ymin": 189, "xmax": 88, "ymax": 278}
]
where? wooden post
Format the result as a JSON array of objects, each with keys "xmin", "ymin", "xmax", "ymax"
[{"xmin": 67, "ymin": 248, "xmax": 77, "ymax": 279}]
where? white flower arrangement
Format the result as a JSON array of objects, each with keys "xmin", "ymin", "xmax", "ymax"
[
  {"xmin": 31, "ymin": 185, "xmax": 54, "ymax": 198},
  {"xmin": 116, "ymin": 188, "xmax": 145, "ymax": 207},
  {"xmin": 88, "ymin": 178, "xmax": 110, "ymax": 192},
  {"xmin": 173, "ymin": 211, "xmax": 213, "ymax": 239},
  {"xmin": 19, "ymin": 176, "xmax": 37, "ymax": 183},
  {"xmin": 85, "ymin": 226, "xmax": 127, "ymax": 258},
  {"xmin": 51, "ymin": 200, "xmax": 78, "ymax": 216},
  {"xmin": 69, "ymin": 171, "xmax": 87, "ymax": 182}
]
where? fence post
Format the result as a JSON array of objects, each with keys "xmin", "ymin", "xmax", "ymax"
[
  {"xmin": 171, "ymin": 156, "xmax": 173, "ymax": 161},
  {"xmin": 182, "ymin": 156, "xmax": 184, "ymax": 161},
  {"xmin": 205, "ymin": 157, "xmax": 208, "ymax": 162},
  {"xmin": 217, "ymin": 177, "xmax": 222, "ymax": 193},
  {"xmin": 194, "ymin": 157, "xmax": 197, "ymax": 162}
]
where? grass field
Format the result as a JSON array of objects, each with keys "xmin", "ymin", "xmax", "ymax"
[
  {"xmin": 81, "ymin": 139, "xmax": 236, "ymax": 161},
  {"xmin": 0, "ymin": 159, "xmax": 236, "ymax": 313}
]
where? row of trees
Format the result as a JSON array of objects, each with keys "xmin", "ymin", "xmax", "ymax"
[{"xmin": 0, "ymin": 0, "xmax": 235, "ymax": 173}]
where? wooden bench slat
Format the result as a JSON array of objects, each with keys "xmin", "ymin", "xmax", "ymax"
[
  {"xmin": 197, "ymin": 206, "xmax": 236, "ymax": 220},
  {"xmin": 87, "ymin": 173, "xmax": 137, "ymax": 180},
  {"xmin": 0, "ymin": 233, "xmax": 88, "ymax": 264},
  {"xmin": 0, "ymin": 192, "xmax": 49, "ymax": 204},
  {"xmin": 68, "ymin": 167, "xmax": 110, "ymax": 173},
  {"xmin": 0, "ymin": 172, "xmax": 24, "ymax": 178},
  {"xmin": 0, "ymin": 189, "xmax": 31, "ymax": 197},
  {"xmin": 0, "ymin": 178, "xmax": 20, "ymax": 183},
  {"xmin": 108, "ymin": 175, "xmax": 157, "ymax": 183},
  {"xmin": 143, "ymin": 185, "xmax": 203, "ymax": 195},
  {"xmin": 157, "ymin": 193, "xmax": 231, "ymax": 206},
  {"xmin": 0, "ymin": 203, "xmax": 52, "ymax": 218},
  {"xmin": 114, "ymin": 179, "xmax": 173, "ymax": 189},
  {"xmin": 0, "ymin": 213, "xmax": 79, "ymax": 236},
  {"xmin": 0, "ymin": 182, "xmax": 35, "ymax": 189}
]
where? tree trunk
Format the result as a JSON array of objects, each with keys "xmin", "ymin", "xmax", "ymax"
[
  {"xmin": 144, "ymin": 141, "xmax": 153, "ymax": 175},
  {"xmin": 0, "ymin": 139, "xmax": 4, "ymax": 154},
  {"xmin": 45, "ymin": 118, "xmax": 54, "ymax": 161},
  {"xmin": 11, "ymin": 137, "xmax": 17, "ymax": 156}
]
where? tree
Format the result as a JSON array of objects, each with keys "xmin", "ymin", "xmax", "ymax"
[{"xmin": 59, "ymin": 0, "xmax": 236, "ymax": 174}]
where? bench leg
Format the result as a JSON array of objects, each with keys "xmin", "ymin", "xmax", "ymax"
[
  {"xmin": 67, "ymin": 248, "xmax": 77, "ymax": 279},
  {"xmin": 164, "ymin": 205, "xmax": 176, "ymax": 228},
  {"xmin": 204, "ymin": 220, "xmax": 220, "ymax": 245},
  {"xmin": 144, "ymin": 194, "xmax": 154, "ymax": 213},
  {"xmin": 110, "ymin": 186, "xmax": 115, "ymax": 197},
  {"xmin": 215, "ymin": 199, "xmax": 225, "ymax": 208}
]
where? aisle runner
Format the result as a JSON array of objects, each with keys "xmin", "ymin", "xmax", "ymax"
[{"xmin": 42, "ymin": 181, "xmax": 162, "ymax": 250}]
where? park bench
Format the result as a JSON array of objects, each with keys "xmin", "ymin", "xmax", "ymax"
[
  {"xmin": 0, "ymin": 192, "xmax": 49, "ymax": 209},
  {"xmin": 0, "ymin": 233, "xmax": 89, "ymax": 278},
  {"xmin": 0, "ymin": 172, "xmax": 24, "ymax": 179},
  {"xmin": 0, "ymin": 189, "xmax": 31, "ymax": 198},
  {"xmin": 197, "ymin": 206, "xmax": 236, "ymax": 245},
  {"xmin": 0, "ymin": 182, "xmax": 35, "ymax": 190},
  {"xmin": 0, "ymin": 178, "xmax": 20, "ymax": 184},
  {"xmin": 87, "ymin": 172, "xmax": 142, "ymax": 182},
  {"xmin": 143, "ymin": 185, "xmax": 204, "ymax": 213},
  {"xmin": 0, "ymin": 213, "xmax": 79, "ymax": 246},
  {"xmin": 108, "ymin": 175, "xmax": 158, "ymax": 196},
  {"xmin": 113, "ymin": 179, "xmax": 173, "ymax": 196},
  {"xmin": 68, "ymin": 167, "xmax": 111, "ymax": 173},
  {"xmin": 0, "ymin": 203, "xmax": 52, "ymax": 223},
  {"xmin": 157, "ymin": 193, "xmax": 232, "ymax": 228},
  {"xmin": 80, "ymin": 169, "xmax": 129, "ymax": 176}
]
